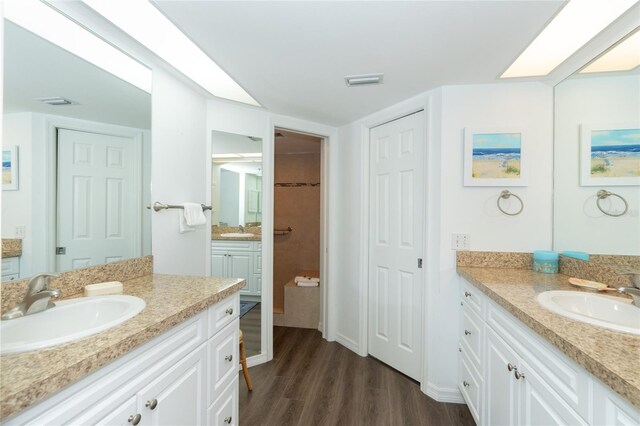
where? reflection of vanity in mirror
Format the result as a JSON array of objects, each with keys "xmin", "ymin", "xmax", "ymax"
[
  {"xmin": 210, "ymin": 130, "xmax": 262, "ymax": 357},
  {"xmin": 554, "ymin": 28, "xmax": 640, "ymax": 262},
  {"xmin": 1, "ymin": 20, "xmax": 152, "ymax": 282}
]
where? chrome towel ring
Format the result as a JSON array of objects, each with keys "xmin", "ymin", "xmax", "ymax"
[
  {"xmin": 497, "ymin": 190, "xmax": 524, "ymax": 216},
  {"xmin": 596, "ymin": 190, "xmax": 628, "ymax": 217}
]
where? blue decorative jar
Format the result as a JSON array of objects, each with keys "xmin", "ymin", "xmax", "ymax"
[{"xmin": 533, "ymin": 250, "xmax": 559, "ymax": 274}]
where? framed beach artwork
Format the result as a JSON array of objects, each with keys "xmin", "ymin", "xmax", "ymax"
[
  {"xmin": 2, "ymin": 146, "xmax": 19, "ymax": 191},
  {"xmin": 464, "ymin": 128, "xmax": 527, "ymax": 187},
  {"xmin": 580, "ymin": 124, "xmax": 640, "ymax": 186}
]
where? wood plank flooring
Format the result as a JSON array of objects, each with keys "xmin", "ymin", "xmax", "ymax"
[{"xmin": 239, "ymin": 326, "xmax": 476, "ymax": 426}]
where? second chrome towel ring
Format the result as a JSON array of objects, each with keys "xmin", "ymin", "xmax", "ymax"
[
  {"xmin": 497, "ymin": 190, "xmax": 524, "ymax": 216},
  {"xmin": 596, "ymin": 190, "xmax": 628, "ymax": 217}
]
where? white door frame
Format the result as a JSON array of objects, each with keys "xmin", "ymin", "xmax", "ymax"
[
  {"xmin": 35, "ymin": 115, "xmax": 144, "ymax": 273},
  {"xmin": 358, "ymin": 94, "xmax": 438, "ymax": 394}
]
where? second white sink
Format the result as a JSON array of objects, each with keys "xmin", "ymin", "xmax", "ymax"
[
  {"xmin": 537, "ymin": 290, "xmax": 640, "ymax": 335},
  {"xmin": 220, "ymin": 233, "xmax": 254, "ymax": 238},
  {"xmin": 0, "ymin": 295, "xmax": 146, "ymax": 355}
]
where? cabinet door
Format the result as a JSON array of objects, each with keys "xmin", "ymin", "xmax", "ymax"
[
  {"xmin": 212, "ymin": 251, "xmax": 228, "ymax": 278},
  {"xmin": 137, "ymin": 346, "xmax": 206, "ymax": 426},
  {"xmin": 208, "ymin": 376, "xmax": 238, "ymax": 426},
  {"xmin": 486, "ymin": 328, "xmax": 519, "ymax": 426},
  {"xmin": 228, "ymin": 251, "xmax": 252, "ymax": 294},
  {"xmin": 94, "ymin": 395, "xmax": 139, "ymax": 426}
]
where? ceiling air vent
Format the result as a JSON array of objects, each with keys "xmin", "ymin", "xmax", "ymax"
[
  {"xmin": 344, "ymin": 73, "xmax": 384, "ymax": 87},
  {"xmin": 37, "ymin": 97, "xmax": 78, "ymax": 106}
]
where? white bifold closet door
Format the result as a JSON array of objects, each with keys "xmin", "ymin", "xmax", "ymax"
[
  {"xmin": 368, "ymin": 111, "xmax": 425, "ymax": 381},
  {"xmin": 57, "ymin": 128, "xmax": 139, "ymax": 272}
]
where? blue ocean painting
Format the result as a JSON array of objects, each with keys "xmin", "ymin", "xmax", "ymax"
[
  {"xmin": 472, "ymin": 133, "xmax": 521, "ymax": 178},
  {"xmin": 2, "ymin": 150, "xmax": 11, "ymax": 170},
  {"xmin": 590, "ymin": 129, "xmax": 640, "ymax": 177}
]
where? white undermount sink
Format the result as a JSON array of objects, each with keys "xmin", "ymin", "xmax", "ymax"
[
  {"xmin": 537, "ymin": 290, "xmax": 640, "ymax": 335},
  {"xmin": 0, "ymin": 295, "xmax": 145, "ymax": 355},
  {"xmin": 220, "ymin": 233, "xmax": 254, "ymax": 238}
]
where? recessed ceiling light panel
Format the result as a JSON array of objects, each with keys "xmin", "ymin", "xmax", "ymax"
[
  {"xmin": 580, "ymin": 28, "xmax": 640, "ymax": 73},
  {"xmin": 345, "ymin": 73, "xmax": 384, "ymax": 87}
]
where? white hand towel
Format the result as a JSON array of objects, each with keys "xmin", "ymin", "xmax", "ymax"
[
  {"xmin": 179, "ymin": 203, "xmax": 206, "ymax": 233},
  {"xmin": 297, "ymin": 281, "xmax": 319, "ymax": 287}
]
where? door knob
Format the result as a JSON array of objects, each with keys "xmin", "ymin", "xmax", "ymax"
[
  {"xmin": 224, "ymin": 416, "xmax": 232, "ymax": 424},
  {"xmin": 226, "ymin": 308, "xmax": 234, "ymax": 315},
  {"xmin": 145, "ymin": 399, "xmax": 158, "ymax": 410},
  {"xmin": 514, "ymin": 370, "xmax": 526, "ymax": 380},
  {"xmin": 464, "ymin": 291, "xmax": 472, "ymax": 297},
  {"xmin": 507, "ymin": 363, "xmax": 515, "ymax": 372},
  {"xmin": 463, "ymin": 381, "xmax": 470, "ymax": 387},
  {"xmin": 128, "ymin": 414, "xmax": 141, "ymax": 425},
  {"xmin": 464, "ymin": 330, "xmax": 471, "ymax": 336},
  {"xmin": 225, "ymin": 354, "xmax": 233, "ymax": 362}
]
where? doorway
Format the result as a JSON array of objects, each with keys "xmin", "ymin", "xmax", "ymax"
[
  {"xmin": 368, "ymin": 111, "xmax": 425, "ymax": 381},
  {"xmin": 272, "ymin": 129, "xmax": 323, "ymax": 332}
]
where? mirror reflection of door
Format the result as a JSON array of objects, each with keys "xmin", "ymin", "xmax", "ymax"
[{"xmin": 211, "ymin": 131, "xmax": 263, "ymax": 358}]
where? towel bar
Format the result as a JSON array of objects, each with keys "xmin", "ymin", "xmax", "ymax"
[
  {"xmin": 147, "ymin": 202, "xmax": 212, "ymax": 212},
  {"xmin": 274, "ymin": 227, "xmax": 293, "ymax": 236}
]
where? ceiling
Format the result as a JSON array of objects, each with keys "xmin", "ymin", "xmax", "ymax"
[
  {"xmin": 153, "ymin": 1, "xmax": 566, "ymax": 126},
  {"xmin": 3, "ymin": 21, "xmax": 151, "ymax": 129}
]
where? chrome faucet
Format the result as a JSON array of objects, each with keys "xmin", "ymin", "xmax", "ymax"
[
  {"xmin": 618, "ymin": 271, "xmax": 640, "ymax": 307},
  {"xmin": 1, "ymin": 273, "xmax": 61, "ymax": 320},
  {"xmin": 238, "ymin": 225, "xmax": 245, "ymax": 233}
]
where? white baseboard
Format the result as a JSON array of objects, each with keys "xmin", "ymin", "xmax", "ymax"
[
  {"xmin": 423, "ymin": 382, "xmax": 465, "ymax": 404},
  {"xmin": 245, "ymin": 352, "xmax": 268, "ymax": 368},
  {"xmin": 336, "ymin": 332, "xmax": 360, "ymax": 354}
]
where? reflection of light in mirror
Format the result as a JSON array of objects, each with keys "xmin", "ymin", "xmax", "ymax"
[
  {"xmin": 81, "ymin": 0, "xmax": 260, "ymax": 106},
  {"xmin": 5, "ymin": 0, "xmax": 152, "ymax": 93},
  {"xmin": 581, "ymin": 29, "xmax": 640, "ymax": 73},
  {"xmin": 501, "ymin": 0, "xmax": 637, "ymax": 78}
]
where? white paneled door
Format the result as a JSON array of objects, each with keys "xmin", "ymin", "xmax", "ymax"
[
  {"xmin": 368, "ymin": 111, "xmax": 424, "ymax": 381},
  {"xmin": 57, "ymin": 129, "xmax": 139, "ymax": 272}
]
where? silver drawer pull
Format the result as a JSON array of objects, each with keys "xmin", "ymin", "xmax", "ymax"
[
  {"xmin": 514, "ymin": 370, "xmax": 526, "ymax": 380},
  {"xmin": 463, "ymin": 381, "xmax": 470, "ymax": 387},
  {"xmin": 464, "ymin": 291, "xmax": 472, "ymax": 298},
  {"xmin": 464, "ymin": 330, "xmax": 471, "ymax": 336},
  {"xmin": 224, "ymin": 416, "xmax": 232, "ymax": 424},
  {"xmin": 225, "ymin": 308, "xmax": 234, "ymax": 315},
  {"xmin": 145, "ymin": 399, "xmax": 158, "ymax": 410},
  {"xmin": 128, "ymin": 414, "xmax": 141, "ymax": 425},
  {"xmin": 507, "ymin": 363, "xmax": 515, "ymax": 372},
  {"xmin": 225, "ymin": 354, "xmax": 233, "ymax": 362}
]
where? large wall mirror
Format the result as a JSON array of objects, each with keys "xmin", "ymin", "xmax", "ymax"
[
  {"xmin": 553, "ymin": 28, "xmax": 640, "ymax": 256},
  {"xmin": 2, "ymin": 20, "xmax": 152, "ymax": 282},
  {"xmin": 211, "ymin": 130, "xmax": 262, "ymax": 357}
]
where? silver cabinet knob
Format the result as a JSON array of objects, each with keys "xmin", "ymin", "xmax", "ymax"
[
  {"xmin": 226, "ymin": 308, "xmax": 234, "ymax": 315},
  {"xmin": 225, "ymin": 354, "xmax": 233, "ymax": 362},
  {"xmin": 464, "ymin": 330, "xmax": 471, "ymax": 336},
  {"xmin": 128, "ymin": 414, "xmax": 141, "ymax": 425},
  {"xmin": 514, "ymin": 370, "xmax": 526, "ymax": 380},
  {"xmin": 460, "ymin": 301, "xmax": 463, "ymax": 306},
  {"xmin": 224, "ymin": 416, "xmax": 232, "ymax": 424},
  {"xmin": 507, "ymin": 363, "xmax": 515, "ymax": 372},
  {"xmin": 463, "ymin": 381, "xmax": 470, "ymax": 387},
  {"xmin": 464, "ymin": 291, "xmax": 472, "ymax": 298},
  {"xmin": 145, "ymin": 399, "xmax": 158, "ymax": 410},
  {"xmin": 458, "ymin": 347, "xmax": 462, "ymax": 353}
]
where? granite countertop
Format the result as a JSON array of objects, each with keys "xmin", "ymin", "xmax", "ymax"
[
  {"xmin": 0, "ymin": 274, "xmax": 245, "ymax": 420},
  {"xmin": 211, "ymin": 234, "xmax": 262, "ymax": 241},
  {"xmin": 1, "ymin": 239, "xmax": 22, "ymax": 258},
  {"xmin": 458, "ymin": 266, "xmax": 640, "ymax": 409}
]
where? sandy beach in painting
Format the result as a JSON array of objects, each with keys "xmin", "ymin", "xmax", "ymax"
[
  {"xmin": 472, "ymin": 158, "xmax": 521, "ymax": 179},
  {"xmin": 591, "ymin": 155, "xmax": 640, "ymax": 178},
  {"xmin": 2, "ymin": 169, "xmax": 12, "ymax": 185}
]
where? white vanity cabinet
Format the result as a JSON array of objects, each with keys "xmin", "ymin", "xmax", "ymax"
[
  {"xmin": 1, "ymin": 257, "xmax": 20, "ymax": 281},
  {"xmin": 458, "ymin": 278, "xmax": 640, "ymax": 426},
  {"xmin": 212, "ymin": 240, "xmax": 261, "ymax": 297},
  {"xmin": 6, "ymin": 293, "xmax": 241, "ymax": 426}
]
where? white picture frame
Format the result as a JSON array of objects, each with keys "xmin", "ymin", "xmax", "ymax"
[
  {"xmin": 464, "ymin": 127, "xmax": 527, "ymax": 187},
  {"xmin": 2, "ymin": 146, "xmax": 19, "ymax": 191},
  {"xmin": 580, "ymin": 123, "xmax": 640, "ymax": 186}
]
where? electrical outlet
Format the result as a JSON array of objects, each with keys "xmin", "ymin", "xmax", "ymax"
[
  {"xmin": 452, "ymin": 233, "xmax": 470, "ymax": 250},
  {"xmin": 15, "ymin": 225, "xmax": 26, "ymax": 239}
]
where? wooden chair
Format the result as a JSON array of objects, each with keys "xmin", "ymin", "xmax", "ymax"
[{"xmin": 239, "ymin": 329, "xmax": 253, "ymax": 391}]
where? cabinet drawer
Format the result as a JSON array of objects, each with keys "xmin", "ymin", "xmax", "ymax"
[
  {"xmin": 207, "ymin": 319, "xmax": 239, "ymax": 407},
  {"xmin": 460, "ymin": 305, "xmax": 483, "ymax": 371},
  {"xmin": 2, "ymin": 273, "xmax": 19, "ymax": 282},
  {"xmin": 487, "ymin": 301, "xmax": 589, "ymax": 419},
  {"xmin": 208, "ymin": 376, "xmax": 238, "ymax": 426},
  {"xmin": 459, "ymin": 351, "xmax": 482, "ymax": 424},
  {"xmin": 208, "ymin": 293, "xmax": 239, "ymax": 338},
  {"xmin": 461, "ymin": 279, "xmax": 483, "ymax": 316},
  {"xmin": 2, "ymin": 257, "xmax": 20, "ymax": 276},
  {"xmin": 212, "ymin": 241, "xmax": 254, "ymax": 251}
]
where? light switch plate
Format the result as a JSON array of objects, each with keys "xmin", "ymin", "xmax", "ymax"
[
  {"xmin": 452, "ymin": 233, "xmax": 470, "ymax": 250},
  {"xmin": 15, "ymin": 225, "xmax": 26, "ymax": 239}
]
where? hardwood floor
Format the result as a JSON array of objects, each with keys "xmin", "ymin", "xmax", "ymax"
[
  {"xmin": 240, "ymin": 302, "xmax": 261, "ymax": 357},
  {"xmin": 239, "ymin": 326, "xmax": 476, "ymax": 426}
]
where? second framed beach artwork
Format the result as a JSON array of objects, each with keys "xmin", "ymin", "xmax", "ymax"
[
  {"xmin": 580, "ymin": 124, "xmax": 640, "ymax": 186},
  {"xmin": 464, "ymin": 128, "xmax": 527, "ymax": 187},
  {"xmin": 2, "ymin": 146, "xmax": 19, "ymax": 191}
]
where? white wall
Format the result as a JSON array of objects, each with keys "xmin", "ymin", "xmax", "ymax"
[
  {"xmin": 554, "ymin": 74, "xmax": 640, "ymax": 255},
  {"xmin": 334, "ymin": 81, "xmax": 553, "ymax": 401},
  {"xmin": 151, "ymin": 68, "xmax": 208, "ymax": 275}
]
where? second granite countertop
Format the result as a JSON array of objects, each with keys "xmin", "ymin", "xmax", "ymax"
[
  {"xmin": 0, "ymin": 274, "xmax": 245, "ymax": 420},
  {"xmin": 458, "ymin": 267, "xmax": 640, "ymax": 409}
]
